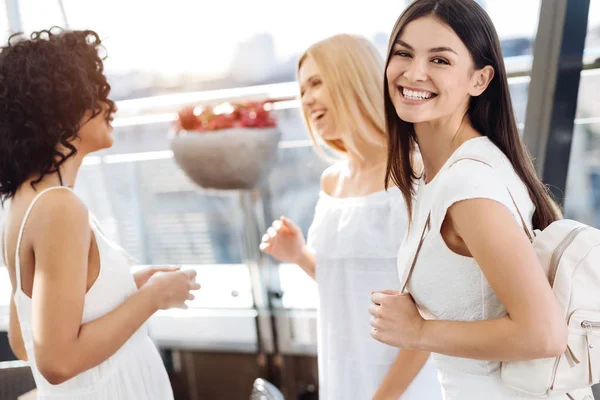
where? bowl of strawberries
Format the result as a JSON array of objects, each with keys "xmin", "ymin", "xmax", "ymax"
[{"xmin": 170, "ymin": 101, "xmax": 281, "ymax": 190}]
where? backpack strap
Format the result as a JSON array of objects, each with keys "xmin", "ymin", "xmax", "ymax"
[{"xmin": 400, "ymin": 213, "xmax": 430, "ymax": 293}]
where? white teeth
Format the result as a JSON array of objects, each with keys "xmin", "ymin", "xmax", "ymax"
[{"xmin": 402, "ymin": 88, "xmax": 433, "ymax": 100}]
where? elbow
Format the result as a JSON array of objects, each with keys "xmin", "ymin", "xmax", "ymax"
[
  {"xmin": 527, "ymin": 320, "xmax": 568, "ymax": 359},
  {"xmin": 38, "ymin": 364, "xmax": 72, "ymax": 385},
  {"xmin": 36, "ymin": 355, "xmax": 74, "ymax": 385}
]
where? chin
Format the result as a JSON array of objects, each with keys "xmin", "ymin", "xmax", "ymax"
[
  {"xmin": 318, "ymin": 130, "xmax": 341, "ymax": 142},
  {"xmin": 393, "ymin": 107, "xmax": 431, "ymax": 124},
  {"xmin": 97, "ymin": 135, "xmax": 114, "ymax": 151}
]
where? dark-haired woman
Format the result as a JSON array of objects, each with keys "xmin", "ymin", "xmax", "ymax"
[
  {"xmin": 0, "ymin": 29, "xmax": 199, "ymax": 399},
  {"xmin": 368, "ymin": 1, "xmax": 570, "ymax": 398}
]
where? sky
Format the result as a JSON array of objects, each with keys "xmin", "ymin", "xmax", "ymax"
[{"xmin": 2, "ymin": 0, "xmax": 600, "ymax": 76}]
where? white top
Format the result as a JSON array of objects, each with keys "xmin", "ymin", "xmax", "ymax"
[
  {"xmin": 397, "ymin": 137, "xmax": 567, "ymax": 399},
  {"xmin": 308, "ymin": 178, "xmax": 441, "ymax": 400},
  {"xmin": 6, "ymin": 186, "xmax": 173, "ymax": 400}
]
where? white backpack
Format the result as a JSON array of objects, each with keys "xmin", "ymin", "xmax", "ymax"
[
  {"xmin": 500, "ymin": 217, "xmax": 600, "ymax": 398},
  {"xmin": 402, "ymin": 157, "xmax": 600, "ymax": 399}
]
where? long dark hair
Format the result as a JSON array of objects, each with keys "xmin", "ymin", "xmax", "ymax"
[
  {"xmin": 0, "ymin": 27, "xmax": 115, "ymax": 203},
  {"xmin": 384, "ymin": 0, "xmax": 560, "ymax": 230}
]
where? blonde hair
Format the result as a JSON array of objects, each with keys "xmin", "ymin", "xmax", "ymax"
[{"xmin": 297, "ymin": 34, "xmax": 387, "ymax": 160}]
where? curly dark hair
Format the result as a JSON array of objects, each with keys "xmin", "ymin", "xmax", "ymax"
[{"xmin": 0, "ymin": 27, "xmax": 115, "ymax": 202}]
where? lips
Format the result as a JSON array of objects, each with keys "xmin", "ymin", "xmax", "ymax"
[{"xmin": 310, "ymin": 109, "xmax": 326, "ymax": 122}]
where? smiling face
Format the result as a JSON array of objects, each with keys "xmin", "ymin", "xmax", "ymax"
[
  {"xmin": 386, "ymin": 16, "xmax": 492, "ymax": 125},
  {"xmin": 298, "ymin": 55, "xmax": 341, "ymax": 142}
]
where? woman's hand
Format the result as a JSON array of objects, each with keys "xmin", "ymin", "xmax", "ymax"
[
  {"xmin": 369, "ymin": 290, "xmax": 425, "ymax": 349},
  {"xmin": 146, "ymin": 269, "xmax": 201, "ymax": 310},
  {"xmin": 133, "ymin": 266, "xmax": 180, "ymax": 289},
  {"xmin": 259, "ymin": 216, "xmax": 307, "ymax": 264}
]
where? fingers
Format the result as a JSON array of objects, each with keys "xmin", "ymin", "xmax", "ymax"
[
  {"xmin": 187, "ymin": 293, "xmax": 195, "ymax": 301},
  {"xmin": 260, "ymin": 233, "xmax": 271, "ymax": 244},
  {"xmin": 181, "ymin": 269, "xmax": 198, "ymax": 282},
  {"xmin": 259, "ymin": 242, "xmax": 270, "ymax": 252},
  {"xmin": 370, "ymin": 316, "xmax": 380, "ymax": 329},
  {"xmin": 370, "ymin": 291, "xmax": 386, "ymax": 305},
  {"xmin": 368, "ymin": 303, "xmax": 380, "ymax": 318},
  {"xmin": 259, "ymin": 218, "xmax": 285, "ymax": 253},
  {"xmin": 370, "ymin": 327, "xmax": 383, "ymax": 343},
  {"xmin": 259, "ymin": 231, "xmax": 272, "ymax": 253},
  {"xmin": 378, "ymin": 289, "xmax": 400, "ymax": 296},
  {"xmin": 280, "ymin": 216, "xmax": 300, "ymax": 233},
  {"xmin": 371, "ymin": 290, "xmax": 402, "ymax": 305},
  {"xmin": 152, "ymin": 266, "xmax": 181, "ymax": 273},
  {"xmin": 189, "ymin": 281, "xmax": 201, "ymax": 290}
]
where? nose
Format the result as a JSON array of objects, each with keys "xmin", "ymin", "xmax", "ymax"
[
  {"xmin": 110, "ymin": 101, "xmax": 118, "ymax": 114},
  {"xmin": 301, "ymin": 89, "xmax": 316, "ymax": 110},
  {"xmin": 403, "ymin": 59, "xmax": 428, "ymax": 83}
]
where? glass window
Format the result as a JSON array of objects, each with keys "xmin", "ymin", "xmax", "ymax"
[
  {"xmin": 563, "ymin": 1, "xmax": 600, "ymax": 226},
  {"xmin": 0, "ymin": 0, "xmax": 548, "ymax": 319},
  {"xmin": 0, "ymin": 0, "xmax": 10, "ymax": 45},
  {"xmin": 5, "ymin": 0, "xmax": 541, "ymax": 100}
]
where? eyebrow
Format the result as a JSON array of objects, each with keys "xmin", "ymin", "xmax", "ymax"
[
  {"xmin": 300, "ymin": 74, "xmax": 320, "ymax": 91},
  {"xmin": 395, "ymin": 39, "xmax": 458, "ymax": 55},
  {"xmin": 301, "ymin": 74, "xmax": 320, "ymax": 87}
]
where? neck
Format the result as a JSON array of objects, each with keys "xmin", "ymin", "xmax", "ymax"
[
  {"xmin": 26, "ymin": 151, "xmax": 85, "ymax": 191},
  {"xmin": 414, "ymin": 111, "xmax": 481, "ymax": 183},
  {"xmin": 343, "ymin": 129, "xmax": 388, "ymax": 173}
]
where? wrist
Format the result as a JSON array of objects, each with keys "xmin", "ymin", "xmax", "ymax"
[
  {"xmin": 295, "ymin": 246, "xmax": 312, "ymax": 266},
  {"xmin": 414, "ymin": 319, "xmax": 430, "ymax": 351},
  {"xmin": 138, "ymin": 282, "xmax": 160, "ymax": 313}
]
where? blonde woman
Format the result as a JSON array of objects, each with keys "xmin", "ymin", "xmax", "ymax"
[{"xmin": 260, "ymin": 34, "xmax": 441, "ymax": 400}]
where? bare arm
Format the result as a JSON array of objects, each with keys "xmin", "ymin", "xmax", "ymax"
[
  {"xmin": 30, "ymin": 191, "xmax": 197, "ymax": 384},
  {"xmin": 8, "ymin": 293, "xmax": 28, "ymax": 361},
  {"xmin": 373, "ymin": 349, "xmax": 431, "ymax": 400},
  {"xmin": 2, "ymin": 228, "xmax": 27, "ymax": 361},
  {"xmin": 417, "ymin": 199, "xmax": 567, "ymax": 360},
  {"xmin": 295, "ymin": 246, "xmax": 316, "ymax": 280},
  {"xmin": 371, "ymin": 199, "xmax": 567, "ymax": 361}
]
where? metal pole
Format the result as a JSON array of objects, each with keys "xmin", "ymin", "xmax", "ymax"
[
  {"xmin": 5, "ymin": 0, "xmax": 22, "ymax": 34},
  {"xmin": 522, "ymin": 0, "xmax": 591, "ymax": 204},
  {"xmin": 57, "ymin": 0, "xmax": 70, "ymax": 29}
]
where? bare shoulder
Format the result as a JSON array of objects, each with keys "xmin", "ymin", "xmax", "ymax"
[
  {"xmin": 27, "ymin": 188, "xmax": 89, "ymax": 237},
  {"xmin": 320, "ymin": 162, "xmax": 344, "ymax": 195}
]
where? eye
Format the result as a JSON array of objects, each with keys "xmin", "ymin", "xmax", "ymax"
[
  {"xmin": 394, "ymin": 51, "xmax": 411, "ymax": 58},
  {"xmin": 432, "ymin": 57, "xmax": 450, "ymax": 65}
]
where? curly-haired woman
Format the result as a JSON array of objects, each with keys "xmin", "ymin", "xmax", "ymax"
[{"xmin": 0, "ymin": 28, "xmax": 200, "ymax": 399}]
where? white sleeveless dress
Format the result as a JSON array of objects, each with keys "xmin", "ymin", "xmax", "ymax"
[
  {"xmin": 307, "ymin": 181, "xmax": 441, "ymax": 400},
  {"xmin": 396, "ymin": 137, "xmax": 568, "ymax": 399},
  {"xmin": 6, "ymin": 186, "xmax": 173, "ymax": 399}
]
